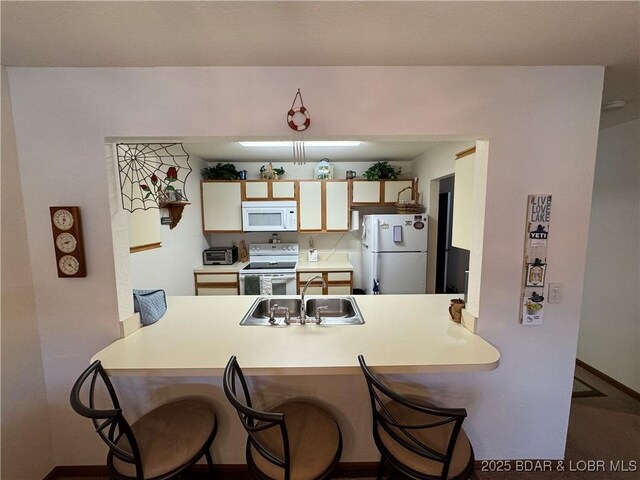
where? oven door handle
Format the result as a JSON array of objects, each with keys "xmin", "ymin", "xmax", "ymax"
[
  {"xmin": 261, "ymin": 273, "xmax": 296, "ymax": 280},
  {"xmin": 240, "ymin": 273, "xmax": 296, "ymax": 280}
]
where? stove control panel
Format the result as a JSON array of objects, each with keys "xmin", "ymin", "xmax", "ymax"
[{"xmin": 249, "ymin": 243, "xmax": 299, "ymax": 256}]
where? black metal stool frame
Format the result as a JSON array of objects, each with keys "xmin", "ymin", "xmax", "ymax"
[
  {"xmin": 70, "ymin": 360, "xmax": 218, "ymax": 480},
  {"xmin": 359, "ymin": 355, "xmax": 475, "ymax": 480},
  {"xmin": 223, "ymin": 355, "xmax": 342, "ymax": 480}
]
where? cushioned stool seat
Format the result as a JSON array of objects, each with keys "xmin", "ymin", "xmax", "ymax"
[
  {"xmin": 70, "ymin": 360, "xmax": 218, "ymax": 480},
  {"xmin": 358, "ymin": 355, "xmax": 474, "ymax": 480},
  {"xmin": 250, "ymin": 401, "xmax": 342, "ymax": 480},
  {"xmin": 376, "ymin": 400, "xmax": 473, "ymax": 479},
  {"xmin": 224, "ymin": 356, "xmax": 343, "ymax": 480},
  {"xmin": 113, "ymin": 398, "xmax": 217, "ymax": 478}
]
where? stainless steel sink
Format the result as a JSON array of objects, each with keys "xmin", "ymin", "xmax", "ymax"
[
  {"xmin": 240, "ymin": 296, "xmax": 364, "ymax": 326},
  {"xmin": 305, "ymin": 297, "xmax": 364, "ymax": 325}
]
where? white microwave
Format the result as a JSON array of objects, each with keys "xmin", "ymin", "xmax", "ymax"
[{"xmin": 242, "ymin": 201, "xmax": 297, "ymax": 232}]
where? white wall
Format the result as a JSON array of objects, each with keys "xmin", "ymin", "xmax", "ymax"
[
  {"xmin": 1, "ymin": 67, "xmax": 55, "ymax": 479},
  {"xmin": 129, "ymin": 155, "xmax": 210, "ymax": 295},
  {"xmin": 412, "ymin": 141, "xmax": 475, "ymax": 293},
  {"xmin": 201, "ymin": 160, "xmax": 412, "ymax": 183},
  {"xmin": 578, "ymin": 119, "xmax": 640, "ymax": 391},
  {"xmin": 7, "ymin": 66, "xmax": 603, "ymax": 464}
]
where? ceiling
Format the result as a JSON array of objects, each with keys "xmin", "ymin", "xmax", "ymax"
[
  {"xmin": 182, "ymin": 139, "xmax": 443, "ymax": 163},
  {"xmin": 2, "ymin": 1, "xmax": 638, "ymax": 129}
]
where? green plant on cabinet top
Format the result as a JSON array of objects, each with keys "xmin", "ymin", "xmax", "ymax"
[
  {"xmin": 362, "ymin": 161, "xmax": 401, "ymax": 181},
  {"xmin": 201, "ymin": 163, "xmax": 240, "ymax": 180}
]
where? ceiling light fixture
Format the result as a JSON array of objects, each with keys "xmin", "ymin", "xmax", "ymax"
[{"xmin": 239, "ymin": 141, "xmax": 361, "ymax": 148}]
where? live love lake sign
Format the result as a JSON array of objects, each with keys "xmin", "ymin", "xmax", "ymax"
[{"xmin": 521, "ymin": 194, "xmax": 552, "ymax": 326}]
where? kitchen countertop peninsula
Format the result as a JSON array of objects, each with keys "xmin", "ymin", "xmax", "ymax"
[{"xmin": 93, "ymin": 295, "xmax": 499, "ymax": 376}]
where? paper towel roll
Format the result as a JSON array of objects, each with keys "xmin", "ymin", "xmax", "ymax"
[{"xmin": 350, "ymin": 210, "xmax": 360, "ymax": 231}]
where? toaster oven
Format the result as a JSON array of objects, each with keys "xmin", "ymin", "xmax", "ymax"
[{"xmin": 203, "ymin": 246, "xmax": 238, "ymax": 265}]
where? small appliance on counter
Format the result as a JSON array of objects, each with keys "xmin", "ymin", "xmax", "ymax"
[{"xmin": 203, "ymin": 246, "xmax": 239, "ymax": 265}]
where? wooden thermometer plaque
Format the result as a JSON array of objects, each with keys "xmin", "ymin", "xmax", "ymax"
[{"xmin": 49, "ymin": 206, "xmax": 87, "ymax": 278}]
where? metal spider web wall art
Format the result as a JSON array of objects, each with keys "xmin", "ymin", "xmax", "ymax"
[{"xmin": 116, "ymin": 143, "xmax": 192, "ymax": 212}]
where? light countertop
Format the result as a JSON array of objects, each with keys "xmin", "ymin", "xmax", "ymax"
[
  {"xmin": 296, "ymin": 253, "xmax": 353, "ymax": 272},
  {"xmin": 193, "ymin": 262, "xmax": 249, "ymax": 274},
  {"xmin": 193, "ymin": 253, "xmax": 353, "ymax": 274},
  {"xmin": 93, "ymin": 295, "xmax": 499, "ymax": 376}
]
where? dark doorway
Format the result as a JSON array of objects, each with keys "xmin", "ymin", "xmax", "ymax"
[{"xmin": 436, "ymin": 176, "xmax": 470, "ymax": 294}]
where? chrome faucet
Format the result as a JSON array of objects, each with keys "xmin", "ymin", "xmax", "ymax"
[
  {"xmin": 269, "ymin": 304, "xmax": 290, "ymax": 325},
  {"xmin": 300, "ymin": 275, "xmax": 327, "ymax": 325}
]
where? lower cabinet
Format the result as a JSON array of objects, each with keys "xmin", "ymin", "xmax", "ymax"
[
  {"xmin": 297, "ymin": 271, "xmax": 353, "ymax": 295},
  {"xmin": 194, "ymin": 272, "xmax": 240, "ymax": 295}
]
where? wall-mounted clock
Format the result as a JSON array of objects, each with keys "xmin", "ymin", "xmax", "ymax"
[{"xmin": 49, "ymin": 206, "xmax": 87, "ymax": 278}]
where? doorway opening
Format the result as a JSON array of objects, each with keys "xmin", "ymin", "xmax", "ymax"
[{"xmin": 435, "ymin": 176, "xmax": 470, "ymax": 294}]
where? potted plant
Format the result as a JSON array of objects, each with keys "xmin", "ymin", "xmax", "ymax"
[
  {"xmin": 201, "ymin": 162, "xmax": 240, "ymax": 180},
  {"xmin": 362, "ymin": 161, "xmax": 401, "ymax": 181}
]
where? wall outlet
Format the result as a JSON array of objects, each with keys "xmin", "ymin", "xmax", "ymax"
[{"xmin": 548, "ymin": 282, "xmax": 563, "ymax": 304}]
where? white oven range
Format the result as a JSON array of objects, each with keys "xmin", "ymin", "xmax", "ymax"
[{"xmin": 238, "ymin": 243, "xmax": 299, "ymax": 295}]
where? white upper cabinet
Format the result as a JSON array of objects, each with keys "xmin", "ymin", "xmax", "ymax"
[
  {"xmin": 351, "ymin": 181, "xmax": 381, "ymax": 204},
  {"xmin": 384, "ymin": 180, "xmax": 415, "ymax": 204},
  {"xmin": 243, "ymin": 180, "xmax": 296, "ymax": 200},
  {"xmin": 201, "ymin": 181, "xmax": 243, "ymax": 232},
  {"xmin": 351, "ymin": 179, "xmax": 417, "ymax": 205},
  {"xmin": 298, "ymin": 181, "xmax": 323, "ymax": 231},
  {"xmin": 298, "ymin": 180, "xmax": 350, "ymax": 232},
  {"xmin": 452, "ymin": 148, "xmax": 475, "ymax": 250},
  {"xmin": 271, "ymin": 181, "xmax": 296, "ymax": 199},
  {"xmin": 244, "ymin": 181, "xmax": 269, "ymax": 199},
  {"xmin": 325, "ymin": 181, "xmax": 350, "ymax": 231}
]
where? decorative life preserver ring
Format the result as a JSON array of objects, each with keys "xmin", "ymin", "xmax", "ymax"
[{"xmin": 287, "ymin": 106, "xmax": 311, "ymax": 132}]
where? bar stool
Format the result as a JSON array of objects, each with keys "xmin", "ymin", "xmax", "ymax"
[
  {"xmin": 70, "ymin": 360, "xmax": 218, "ymax": 480},
  {"xmin": 223, "ymin": 356, "xmax": 343, "ymax": 480},
  {"xmin": 358, "ymin": 355, "xmax": 475, "ymax": 480}
]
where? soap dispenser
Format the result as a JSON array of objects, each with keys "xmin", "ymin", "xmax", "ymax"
[{"xmin": 372, "ymin": 279, "xmax": 380, "ymax": 295}]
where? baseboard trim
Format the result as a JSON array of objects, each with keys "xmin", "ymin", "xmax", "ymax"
[
  {"xmin": 43, "ymin": 462, "xmax": 380, "ymax": 479},
  {"xmin": 576, "ymin": 358, "xmax": 640, "ymax": 401},
  {"xmin": 44, "ymin": 465, "xmax": 108, "ymax": 479}
]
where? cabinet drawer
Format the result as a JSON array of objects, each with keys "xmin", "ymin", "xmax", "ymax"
[
  {"xmin": 327, "ymin": 285, "xmax": 352, "ymax": 295},
  {"xmin": 195, "ymin": 273, "xmax": 239, "ymax": 284},
  {"xmin": 298, "ymin": 285, "xmax": 324, "ymax": 295},
  {"xmin": 298, "ymin": 272, "xmax": 324, "ymax": 282},
  {"xmin": 327, "ymin": 271, "xmax": 352, "ymax": 282},
  {"xmin": 197, "ymin": 287, "xmax": 239, "ymax": 296}
]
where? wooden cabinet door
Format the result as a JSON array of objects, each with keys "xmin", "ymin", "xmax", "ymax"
[
  {"xmin": 244, "ymin": 181, "xmax": 269, "ymax": 200},
  {"xmin": 383, "ymin": 180, "xmax": 414, "ymax": 204},
  {"xmin": 352, "ymin": 181, "xmax": 381, "ymax": 204},
  {"xmin": 325, "ymin": 181, "xmax": 349, "ymax": 231},
  {"xmin": 298, "ymin": 181, "xmax": 323, "ymax": 231},
  {"xmin": 272, "ymin": 181, "xmax": 296, "ymax": 199},
  {"xmin": 201, "ymin": 181, "xmax": 243, "ymax": 232}
]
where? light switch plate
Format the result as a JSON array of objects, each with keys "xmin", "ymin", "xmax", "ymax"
[{"xmin": 548, "ymin": 282, "xmax": 563, "ymax": 304}]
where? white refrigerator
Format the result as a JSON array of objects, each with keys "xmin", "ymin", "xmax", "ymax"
[{"xmin": 361, "ymin": 214, "xmax": 428, "ymax": 294}]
